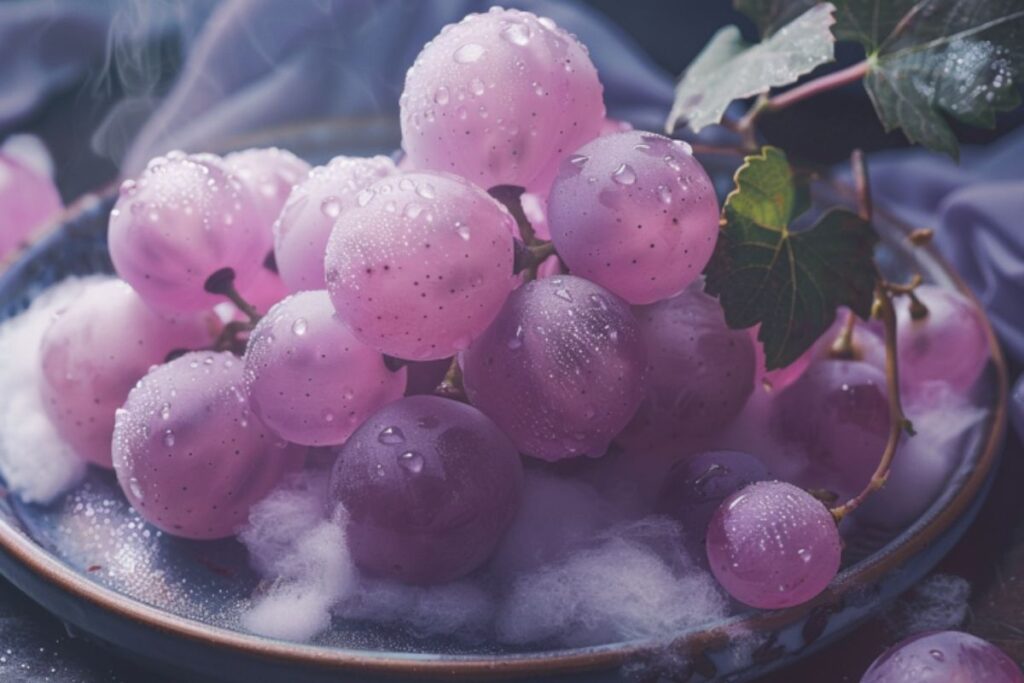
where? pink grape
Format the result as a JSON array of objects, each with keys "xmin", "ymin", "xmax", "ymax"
[
  {"xmin": 400, "ymin": 7, "xmax": 604, "ymax": 192},
  {"xmin": 324, "ymin": 171, "xmax": 516, "ymax": 360},
  {"xmin": 237, "ymin": 265, "xmax": 290, "ymax": 315},
  {"xmin": 112, "ymin": 351, "xmax": 301, "ymax": 539},
  {"xmin": 329, "ymin": 395, "xmax": 523, "ymax": 584},
  {"xmin": 244, "ymin": 291, "xmax": 406, "ymax": 446},
  {"xmin": 656, "ymin": 450, "xmax": 769, "ymax": 559},
  {"xmin": 404, "ymin": 358, "xmax": 452, "ymax": 396},
  {"xmin": 461, "ymin": 275, "xmax": 646, "ymax": 461},
  {"xmin": 0, "ymin": 151, "xmax": 62, "ymax": 258},
  {"xmin": 896, "ymin": 285, "xmax": 989, "ymax": 394},
  {"xmin": 617, "ymin": 287, "xmax": 755, "ymax": 449},
  {"xmin": 224, "ymin": 147, "xmax": 310, "ymax": 237},
  {"xmin": 772, "ymin": 360, "xmax": 891, "ymax": 500},
  {"xmin": 39, "ymin": 279, "xmax": 215, "ymax": 468},
  {"xmin": 546, "ymin": 130, "xmax": 719, "ymax": 304},
  {"xmin": 706, "ymin": 480, "xmax": 841, "ymax": 609},
  {"xmin": 861, "ymin": 630, "xmax": 1024, "ymax": 683},
  {"xmin": 535, "ymin": 253, "xmax": 564, "ymax": 280},
  {"xmin": 109, "ymin": 151, "xmax": 267, "ymax": 313},
  {"xmin": 273, "ymin": 155, "xmax": 396, "ymax": 292}
]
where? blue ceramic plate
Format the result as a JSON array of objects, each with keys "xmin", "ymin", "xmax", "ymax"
[{"xmin": 0, "ymin": 120, "xmax": 1008, "ymax": 682}]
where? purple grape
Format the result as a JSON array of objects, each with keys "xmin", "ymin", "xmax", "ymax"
[
  {"xmin": 656, "ymin": 450, "xmax": 769, "ymax": 558},
  {"xmin": 108, "ymin": 152, "xmax": 268, "ymax": 313},
  {"xmin": 546, "ymin": 130, "xmax": 719, "ymax": 304},
  {"xmin": 224, "ymin": 147, "xmax": 310, "ymax": 236},
  {"xmin": 244, "ymin": 291, "xmax": 407, "ymax": 446},
  {"xmin": 112, "ymin": 351, "xmax": 301, "ymax": 539},
  {"xmin": 324, "ymin": 171, "xmax": 516, "ymax": 361},
  {"xmin": 400, "ymin": 7, "xmax": 604, "ymax": 192},
  {"xmin": 861, "ymin": 630, "xmax": 1024, "ymax": 682},
  {"xmin": 273, "ymin": 155, "xmax": 396, "ymax": 292},
  {"xmin": 404, "ymin": 358, "xmax": 452, "ymax": 396},
  {"xmin": 39, "ymin": 279, "xmax": 215, "ymax": 468},
  {"xmin": 461, "ymin": 275, "xmax": 646, "ymax": 461},
  {"xmin": 706, "ymin": 481, "xmax": 841, "ymax": 609},
  {"xmin": 897, "ymin": 285, "xmax": 989, "ymax": 395},
  {"xmin": 617, "ymin": 287, "xmax": 755, "ymax": 449},
  {"xmin": 772, "ymin": 360, "xmax": 891, "ymax": 500},
  {"xmin": 329, "ymin": 395, "xmax": 523, "ymax": 584}
]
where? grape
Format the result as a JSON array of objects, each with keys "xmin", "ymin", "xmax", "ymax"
[
  {"xmin": 244, "ymin": 291, "xmax": 406, "ymax": 446},
  {"xmin": 0, "ymin": 150, "xmax": 62, "ymax": 258},
  {"xmin": 860, "ymin": 630, "xmax": 1024, "ymax": 683},
  {"xmin": 324, "ymin": 171, "xmax": 516, "ymax": 360},
  {"xmin": 328, "ymin": 395, "xmax": 523, "ymax": 584},
  {"xmin": 273, "ymin": 155, "xmax": 396, "ymax": 292},
  {"xmin": 461, "ymin": 275, "xmax": 646, "ymax": 461},
  {"xmin": 896, "ymin": 285, "xmax": 989, "ymax": 394},
  {"xmin": 655, "ymin": 450, "xmax": 769, "ymax": 559},
  {"xmin": 706, "ymin": 480, "xmax": 841, "ymax": 609},
  {"xmin": 400, "ymin": 7, "xmax": 604, "ymax": 192},
  {"xmin": 109, "ymin": 151, "xmax": 267, "ymax": 313},
  {"xmin": 771, "ymin": 360, "xmax": 890, "ymax": 500},
  {"xmin": 237, "ymin": 264, "xmax": 290, "ymax": 315},
  {"xmin": 404, "ymin": 358, "xmax": 452, "ymax": 396},
  {"xmin": 617, "ymin": 287, "xmax": 755, "ymax": 449},
  {"xmin": 520, "ymin": 191, "xmax": 551, "ymax": 240},
  {"xmin": 112, "ymin": 351, "xmax": 300, "ymax": 539},
  {"xmin": 224, "ymin": 147, "xmax": 310, "ymax": 236},
  {"xmin": 547, "ymin": 130, "xmax": 719, "ymax": 304},
  {"xmin": 535, "ymin": 253, "xmax": 564, "ymax": 280},
  {"xmin": 751, "ymin": 324, "xmax": 814, "ymax": 393},
  {"xmin": 39, "ymin": 279, "xmax": 215, "ymax": 468}
]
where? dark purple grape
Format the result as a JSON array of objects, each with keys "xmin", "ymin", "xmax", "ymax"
[{"xmin": 861, "ymin": 630, "xmax": 1024, "ymax": 682}]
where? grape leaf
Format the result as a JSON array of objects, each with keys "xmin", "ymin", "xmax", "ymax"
[
  {"xmin": 703, "ymin": 147, "xmax": 879, "ymax": 369},
  {"xmin": 665, "ymin": 3, "xmax": 837, "ymax": 133}
]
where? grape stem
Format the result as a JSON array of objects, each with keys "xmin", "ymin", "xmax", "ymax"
[
  {"xmin": 204, "ymin": 267, "xmax": 262, "ymax": 324},
  {"xmin": 435, "ymin": 357, "xmax": 468, "ymax": 402},
  {"xmin": 828, "ymin": 309, "xmax": 858, "ymax": 360}
]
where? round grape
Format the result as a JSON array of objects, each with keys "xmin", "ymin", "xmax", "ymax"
[
  {"xmin": 706, "ymin": 480, "xmax": 841, "ymax": 609},
  {"xmin": 109, "ymin": 151, "xmax": 267, "ymax": 313},
  {"xmin": 772, "ymin": 360, "xmax": 891, "ymax": 500},
  {"xmin": 329, "ymin": 395, "xmax": 523, "ymax": 584},
  {"xmin": 0, "ymin": 150, "xmax": 62, "ymax": 259},
  {"xmin": 237, "ymin": 264, "xmax": 290, "ymax": 316},
  {"xmin": 461, "ymin": 275, "xmax": 646, "ymax": 461},
  {"xmin": 112, "ymin": 351, "xmax": 300, "ymax": 539},
  {"xmin": 546, "ymin": 130, "xmax": 719, "ymax": 305},
  {"xmin": 224, "ymin": 146, "xmax": 310, "ymax": 236},
  {"xmin": 400, "ymin": 7, "xmax": 604, "ymax": 192},
  {"xmin": 273, "ymin": 155, "xmax": 396, "ymax": 292},
  {"xmin": 244, "ymin": 291, "xmax": 406, "ymax": 446},
  {"xmin": 896, "ymin": 285, "xmax": 989, "ymax": 394},
  {"xmin": 861, "ymin": 630, "xmax": 1024, "ymax": 683},
  {"xmin": 39, "ymin": 279, "xmax": 215, "ymax": 467},
  {"xmin": 324, "ymin": 171, "xmax": 516, "ymax": 360},
  {"xmin": 617, "ymin": 287, "xmax": 755, "ymax": 449}
]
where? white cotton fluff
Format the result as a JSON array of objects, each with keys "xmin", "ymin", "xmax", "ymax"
[
  {"xmin": 0, "ymin": 276, "xmax": 108, "ymax": 504},
  {"xmin": 885, "ymin": 573, "xmax": 971, "ymax": 638}
]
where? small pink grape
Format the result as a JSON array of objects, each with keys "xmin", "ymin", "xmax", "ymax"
[
  {"xmin": 273, "ymin": 155, "xmax": 397, "ymax": 292},
  {"xmin": 861, "ymin": 630, "xmax": 1024, "ymax": 683},
  {"xmin": 706, "ymin": 481, "xmax": 841, "ymax": 609},
  {"xmin": 237, "ymin": 265, "xmax": 290, "ymax": 315},
  {"xmin": 225, "ymin": 146, "xmax": 310, "ymax": 237}
]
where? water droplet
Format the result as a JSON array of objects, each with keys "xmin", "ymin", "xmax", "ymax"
[
  {"xmin": 454, "ymin": 43, "xmax": 485, "ymax": 64},
  {"xmin": 292, "ymin": 318, "xmax": 308, "ymax": 336},
  {"xmin": 455, "ymin": 222, "xmax": 471, "ymax": 240},
  {"xmin": 397, "ymin": 451, "xmax": 424, "ymax": 474},
  {"xmin": 470, "ymin": 78, "xmax": 486, "ymax": 96},
  {"xmin": 416, "ymin": 183, "xmax": 436, "ymax": 200},
  {"xmin": 378, "ymin": 426, "xmax": 405, "ymax": 444},
  {"xmin": 502, "ymin": 23, "xmax": 531, "ymax": 46},
  {"xmin": 508, "ymin": 324, "xmax": 524, "ymax": 350},
  {"xmin": 119, "ymin": 179, "xmax": 137, "ymax": 196},
  {"xmin": 539, "ymin": 16, "xmax": 557, "ymax": 31},
  {"xmin": 322, "ymin": 409, "xmax": 335, "ymax": 423},
  {"xmin": 456, "ymin": 106, "xmax": 468, "ymax": 120},
  {"xmin": 673, "ymin": 139, "xmax": 694, "ymax": 155},
  {"xmin": 320, "ymin": 197, "xmax": 341, "ymax": 218},
  {"xmin": 612, "ymin": 163, "xmax": 637, "ymax": 186},
  {"xmin": 404, "ymin": 203, "xmax": 423, "ymax": 219},
  {"xmin": 356, "ymin": 188, "xmax": 374, "ymax": 207},
  {"xmin": 159, "ymin": 403, "xmax": 171, "ymax": 420},
  {"xmin": 664, "ymin": 155, "xmax": 682, "ymax": 172},
  {"xmin": 417, "ymin": 415, "xmax": 440, "ymax": 429},
  {"xmin": 553, "ymin": 287, "xmax": 573, "ymax": 302},
  {"xmin": 589, "ymin": 293, "xmax": 609, "ymax": 310},
  {"xmin": 128, "ymin": 477, "xmax": 144, "ymax": 501},
  {"xmin": 657, "ymin": 185, "xmax": 672, "ymax": 204},
  {"xmin": 433, "ymin": 86, "xmax": 450, "ymax": 105},
  {"xmin": 163, "ymin": 430, "xmax": 176, "ymax": 447},
  {"xmin": 929, "ymin": 649, "xmax": 945, "ymax": 662},
  {"xmin": 569, "ymin": 154, "xmax": 589, "ymax": 167}
]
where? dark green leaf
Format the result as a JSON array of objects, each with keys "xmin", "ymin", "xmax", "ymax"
[{"xmin": 704, "ymin": 147, "xmax": 879, "ymax": 369}]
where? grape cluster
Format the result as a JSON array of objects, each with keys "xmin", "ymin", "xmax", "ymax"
[{"xmin": 36, "ymin": 6, "xmax": 990, "ymax": 613}]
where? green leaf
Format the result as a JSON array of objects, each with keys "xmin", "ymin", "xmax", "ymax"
[
  {"xmin": 704, "ymin": 147, "xmax": 879, "ymax": 369},
  {"xmin": 666, "ymin": 4, "xmax": 837, "ymax": 133}
]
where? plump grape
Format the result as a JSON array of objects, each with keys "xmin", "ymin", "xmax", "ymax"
[
  {"xmin": 0, "ymin": 150, "xmax": 62, "ymax": 258},
  {"xmin": 39, "ymin": 280, "xmax": 215, "ymax": 467},
  {"xmin": 112, "ymin": 351, "xmax": 300, "ymax": 539},
  {"xmin": 400, "ymin": 7, "xmax": 604, "ymax": 192},
  {"xmin": 244, "ymin": 291, "xmax": 406, "ymax": 446},
  {"xmin": 237, "ymin": 264, "xmax": 290, "ymax": 315},
  {"xmin": 224, "ymin": 147, "xmax": 310, "ymax": 236},
  {"xmin": 706, "ymin": 480, "xmax": 841, "ymax": 609},
  {"xmin": 860, "ymin": 630, "xmax": 1024, "ymax": 683},
  {"xmin": 547, "ymin": 131, "xmax": 719, "ymax": 304},
  {"xmin": 328, "ymin": 395, "xmax": 523, "ymax": 584},
  {"xmin": 273, "ymin": 155, "xmax": 396, "ymax": 292},
  {"xmin": 404, "ymin": 358, "xmax": 452, "ymax": 396},
  {"xmin": 324, "ymin": 171, "xmax": 516, "ymax": 360},
  {"xmin": 461, "ymin": 275, "xmax": 646, "ymax": 461},
  {"xmin": 656, "ymin": 450, "xmax": 769, "ymax": 559},
  {"xmin": 896, "ymin": 285, "xmax": 989, "ymax": 394},
  {"xmin": 109, "ymin": 151, "xmax": 267, "ymax": 313},
  {"xmin": 617, "ymin": 287, "xmax": 755, "ymax": 449},
  {"xmin": 772, "ymin": 360, "xmax": 890, "ymax": 500}
]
